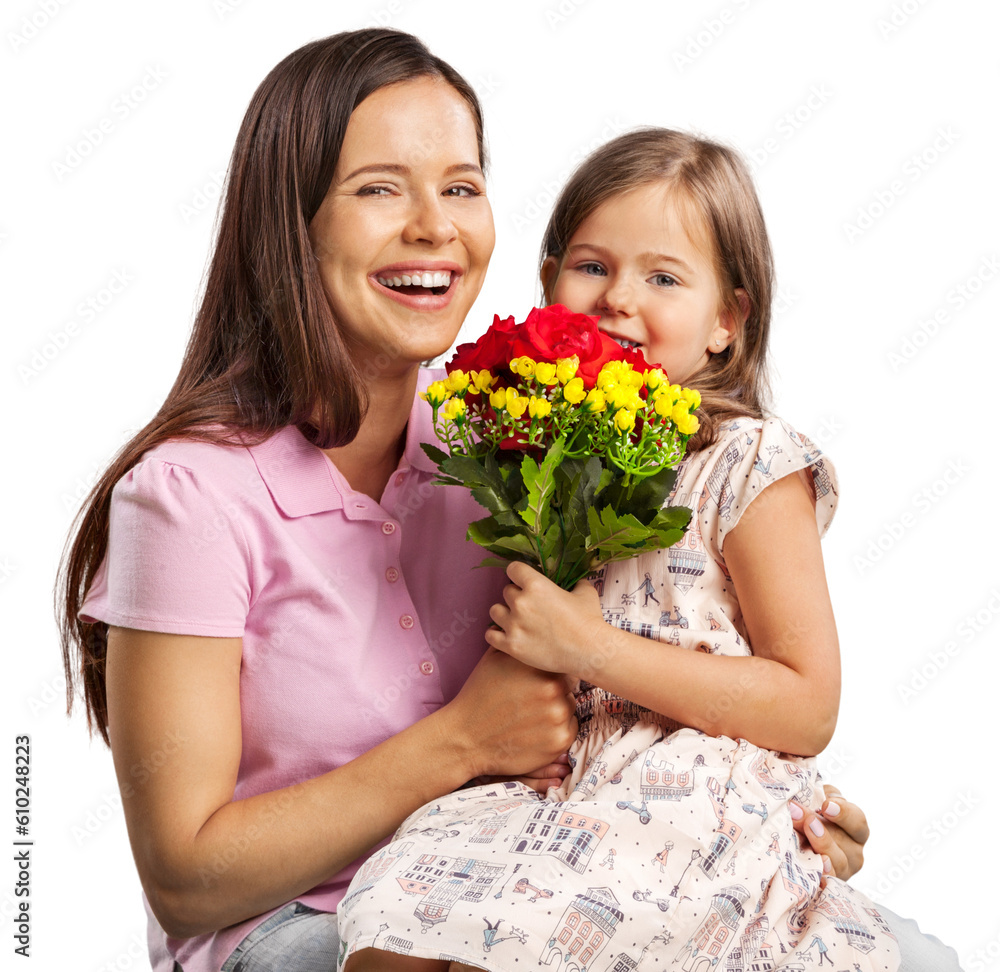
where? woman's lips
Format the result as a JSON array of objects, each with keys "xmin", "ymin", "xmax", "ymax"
[{"xmin": 370, "ymin": 264, "xmax": 461, "ymax": 310}]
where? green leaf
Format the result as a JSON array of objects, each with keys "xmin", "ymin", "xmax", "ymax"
[
  {"xmin": 518, "ymin": 437, "xmax": 565, "ymax": 535},
  {"xmin": 648, "ymin": 506, "xmax": 693, "ymax": 533},
  {"xmin": 440, "ymin": 454, "xmax": 492, "ymax": 486},
  {"xmin": 420, "ymin": 442, "xmax": 450, "ymax": 467},
  {"xmin": 470, "ymin": 485, "xmax": 515, "ymax": 515}
]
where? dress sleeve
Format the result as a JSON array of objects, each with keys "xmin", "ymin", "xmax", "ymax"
[
  {"xmin": 80, "ymin": 457, "xmax": 251, "ymax": 637},
  {"xmin": 701, "ymin": 417, "xmax": 839, "ymax": 558}
]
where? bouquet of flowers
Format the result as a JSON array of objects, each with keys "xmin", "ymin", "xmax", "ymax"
[{"xmin": 421, "ymin": 305, "xmax": 699, "ymax": 589}]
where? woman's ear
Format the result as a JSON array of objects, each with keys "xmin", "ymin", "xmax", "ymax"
[{"xmin": 539, "ymin": 255, "xmax": 560, "ymax": 305}]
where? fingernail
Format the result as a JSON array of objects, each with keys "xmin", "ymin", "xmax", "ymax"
[
  {"xmin": 824, "ymin": 801, "xmax": 841, "ymax": 817},
  {"xmin": 789, "ymin": 802, "xmax": 803, "ymax": 820},
  {"xmin": 809, "ymin": 818, "xmax": 825, "ymax": 837},
  {"xmin": 822, "ymin": 854, "xmax": 833, "ymax": 875}
]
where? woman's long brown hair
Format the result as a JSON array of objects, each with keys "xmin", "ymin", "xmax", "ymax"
[
  {"xmin": 57, "ymin": 29, "xmax": 488, "ymax": 744},
  {"xmin": 540, "ymin": 128, "xmax": 774, "ymax": 452}
]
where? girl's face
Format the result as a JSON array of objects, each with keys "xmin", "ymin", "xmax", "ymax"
[
  {"xmin": 309, "ymin": 76, "xmax": 495, "ymax": 376},
  {"xmin": 542, "ymin": 182, "xmax": 743, "ymax": 385}
]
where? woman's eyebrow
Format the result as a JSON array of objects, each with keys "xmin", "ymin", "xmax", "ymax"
[{"xmin": 340, "ymin": 162, "xmax": 483, "ymax": 182}]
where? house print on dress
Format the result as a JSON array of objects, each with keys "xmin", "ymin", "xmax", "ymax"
[
  {"xmin": 510, "ymin": 807, "xmax": 609, "ymax": 873},
  {"xmin": 667, "ymin": 529, "xmax": 708, "ymax": 593},
  {"xmin": 615, "ymin": 750, "xmax": 702, "ymax": 824},
  {"xmin": 394, "ymin": 854, "xmax": 506, "ymax": 932},
  {"xmin": 541, "ymin": 886, "xmax": 623, "ymax": 971},
  {"xmin": 678, "ymin": 884, "xmax": 751, "ymax": 970}
]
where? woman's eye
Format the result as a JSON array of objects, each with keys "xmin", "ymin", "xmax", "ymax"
[
  {"xmin": 357, "ymin": 185, "xmax": 394, "ymax": 196},
  {"xmin": 651, "ymin": 273, "xmax": 677, "ymax": 287},
  {"xmin": 444, "ymin": 184, "xmax": 481, "ymax": 197}
]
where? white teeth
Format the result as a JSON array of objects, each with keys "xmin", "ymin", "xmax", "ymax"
[
  {"xmin": 377, "ymin": 271, "xmax": 452, "ymax": 290},
  {"xmin": 613, "ymin": 337, "xmax": 641, "ymax": 349}
]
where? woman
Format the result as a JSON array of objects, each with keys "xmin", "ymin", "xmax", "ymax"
[{"xmin": 58, "ymin": 28, "xmax": 869, "ymax": 972}]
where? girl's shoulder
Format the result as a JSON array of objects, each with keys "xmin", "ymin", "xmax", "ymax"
[{"xmin": 677, "ymin": 414, "xmax": 839, "ymax": 548}]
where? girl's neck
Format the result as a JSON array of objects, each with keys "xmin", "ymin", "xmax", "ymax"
[{"xmin": 322, "ymin": 366, "xmax": 419, "ymax": 502}]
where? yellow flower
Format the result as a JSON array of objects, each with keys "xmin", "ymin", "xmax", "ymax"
[
  {"xmin": 444, "ymin": 370, "xmax": 470, "ymax": 394},
  {"xmin": 470, "ymin": 369, "xmax": 496, "ymax": 395},
  {"xmin": 597, "ymin": 362, "xmax": 624, "ymax": 390},
  {"xmin": 608, "ymin": 384, "xmax": 641, "ymax": 411},
  {"xmin": 420, "ymin": 380, "xmax": 448, "ymax": 407},
  {"xmin": 614, "ymin": 408, "xmax": 636, "ymax": 433},
  {"xmin": 528, "ymin": 396, "xmax": 552, "ymax": 419},
  {"xmin": 624, "ymin": 367, "xmax": 644, "ymax": 390},
  {"xmin": 562, "ymin": 377, "xmax": 586, "ymax": 404},
  {"xmin": 489, "ymin": 387, "xmax": 508, "ymax": 410},
  {"xmin": 680, "ymin": 386, "xmax": 701, "ymax": 410},
  {"xmin": 510, "ymin": 356, "xmax": 535, "ymax": 378},
  {"xmin": 653, "ymin": 393, "xmax": 675, "ymax": 418},
  {"xmin": 675, "ymin": 409, "xmax": 700, "ymax": 436},
  {"xmin": 583, "ymin": 388, "xmax": 606, "ymax": 412},
  {"xmin": 442, "ymin": 398, "xmax": 467, "ymax": 423},
  {"xmin": 644, "ymin": 368, "xmax": 667, "ymax": 392},
  {"xmin": 505, "ymin": 391, "xmax": 529, "ymax": 418},
  {"xmin": 556, "ymin": 356, "xmax": 579, "ymax": 383},
  {"xmin": 534, "ymin": 361, "xmax": 558, "ymax": 385}
]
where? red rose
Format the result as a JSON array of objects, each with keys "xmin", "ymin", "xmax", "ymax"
[{"xmin": 448, "ymin": 314, "xmax": 518, "ymax": 375}]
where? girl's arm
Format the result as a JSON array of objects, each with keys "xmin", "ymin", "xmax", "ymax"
[
  {"xmin": 107, "ymin": 627, "xmax": 576, "ymax": 939},
  {"xmin": 486, "ymin": 470, "xmax": 839, "ymax": 757}
]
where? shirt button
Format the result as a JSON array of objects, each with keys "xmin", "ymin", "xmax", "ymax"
[
  {"xmin": 420, "ymin": 660, "xmax": 435, "ymax": 676},
  {"xmin": 395, "ymin": 473, "xmax": 405, "ymax": 487},
  {"xmin": 385, "ymin": 566, "xmax": 399, "ymax": 583},
  {"xmin": 381, "ymin": 521, "xmax": 396, "ymax": 535},
  {"xmin": 399, "ymin": 614, "xmax": 414, "ymax": 629}
]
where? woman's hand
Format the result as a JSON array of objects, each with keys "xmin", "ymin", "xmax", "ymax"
[
  {"xmin": 444, "ymin": 647, "xmax": 578, "ymax": 780},
  {"xmin": 791, "ymin": 785, "xmax": 869, "ymax": 883},
  {"xmin": 485, "ymin": 561, "xmax": 604, "ymax": 675},
  {"xmin": 469, "ymin": 753, "xmax": 572, "ymax": 795}
]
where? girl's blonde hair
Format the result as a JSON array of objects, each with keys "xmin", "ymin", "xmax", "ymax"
[{"xmin": 540, "ymin": 127, "xmax": 774, "ymax": 451}]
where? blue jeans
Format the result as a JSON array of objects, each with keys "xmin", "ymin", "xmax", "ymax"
[
  {"xmin": 218, "ymin": 903, "xmax": 341, "ymax": 972},
  {"xmin": 172, "ymin": 900, "xmax": 958, "ymax": 971}
]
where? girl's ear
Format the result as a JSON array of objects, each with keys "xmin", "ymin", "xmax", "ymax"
[
  {"xmin": 715, "ymin": 287, "xmax": 750, "ymax": 351},
  {"xmin": 539, "ymin": 255, "xmax": 560, "ymax": 304}
]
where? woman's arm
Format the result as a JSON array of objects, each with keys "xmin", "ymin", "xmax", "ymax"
[
  {"xmin": 486, "ymin": 471, "xmax": 840, "ymax": 756},
  {"xmin": 107, "ymin": 627, "xmax": 576, "ymax": 939}
]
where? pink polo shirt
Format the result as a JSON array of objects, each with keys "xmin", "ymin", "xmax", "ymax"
[{"xmin": 81, "ymin": 369, "xmax": 506, "ymax": 972}]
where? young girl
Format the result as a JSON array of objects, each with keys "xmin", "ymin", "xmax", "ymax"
[{"xmin": 337, "ymin": 129, "xmax": 901, "ymax": 971}]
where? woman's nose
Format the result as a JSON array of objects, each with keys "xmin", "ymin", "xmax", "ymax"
[{"xmin": 403, "ymin": 192, "xmax": 457, "ymax": 246}]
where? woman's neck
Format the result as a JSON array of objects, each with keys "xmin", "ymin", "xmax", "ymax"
[{"xmin": 322, "ymin": 367, "xmax": 419, "ymax": 502}]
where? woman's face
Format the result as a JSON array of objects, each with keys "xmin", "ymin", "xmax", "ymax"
[{"xmin": 309, "ymin": 76, "xmax": 494, "ymax": 376}]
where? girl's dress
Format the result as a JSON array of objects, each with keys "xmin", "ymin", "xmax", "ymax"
[{"xmin": 337, "ymin": 417, "xmax": 900, "ymax": 971}]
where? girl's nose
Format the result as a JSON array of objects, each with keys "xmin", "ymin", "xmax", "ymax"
[
  {"xmin": 597, "ymin": 276, "xmax": 636, "ymax": 318},
  {"xmin": 403, "ymin": 192, "xmax": 457, "ymax": 247}
]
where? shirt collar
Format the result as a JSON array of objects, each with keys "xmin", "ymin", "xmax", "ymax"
[{"xmin": 247, "ymin": 367, "xmax": 443, "ymax": 518}]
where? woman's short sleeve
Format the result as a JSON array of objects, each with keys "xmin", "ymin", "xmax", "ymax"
[
  {"xmin": 700, "ymin": 417, "xmax": 839, "ymax": 558},
  {"xmin": 80, "ymin": 456, "xmax": 251, "ymax": 637}
]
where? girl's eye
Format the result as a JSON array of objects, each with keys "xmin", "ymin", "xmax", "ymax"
[
  {"xmin": 651, "ymin": 273, "xmax": 677, "ymax": 287},
  {"xmin": 577, "ymin": 262, "xmax": 606, "ymax": 276}
]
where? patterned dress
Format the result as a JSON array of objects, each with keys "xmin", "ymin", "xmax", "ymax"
[{"xmin": 337, "ymin": 417, "xmax": 900, "ymax": 971}]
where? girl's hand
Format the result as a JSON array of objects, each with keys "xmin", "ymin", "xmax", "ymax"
[
  {"xmin": 485, "ymin": 562, "xmax": 604, "ymax": 675},
  {"xmin": 470, "ymin": 754, "xmax": 572, "ymax": 795},
  {"xmin": 791, "ymin": 786, "xmax": 870, "ymax": 883}
]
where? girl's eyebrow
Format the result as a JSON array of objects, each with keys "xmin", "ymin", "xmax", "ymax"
[
  {"xmin": 339, "ymin": 162, "xmax": 483, "ymax": 182},
  {"xmin": 567, "ymin": 242, "xmax": 694, "ymax": 274}
]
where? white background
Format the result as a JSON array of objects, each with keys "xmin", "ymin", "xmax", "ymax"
[{"xmin": 3, "ymin": 0, "xmax": 997, "ymax": 968}]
